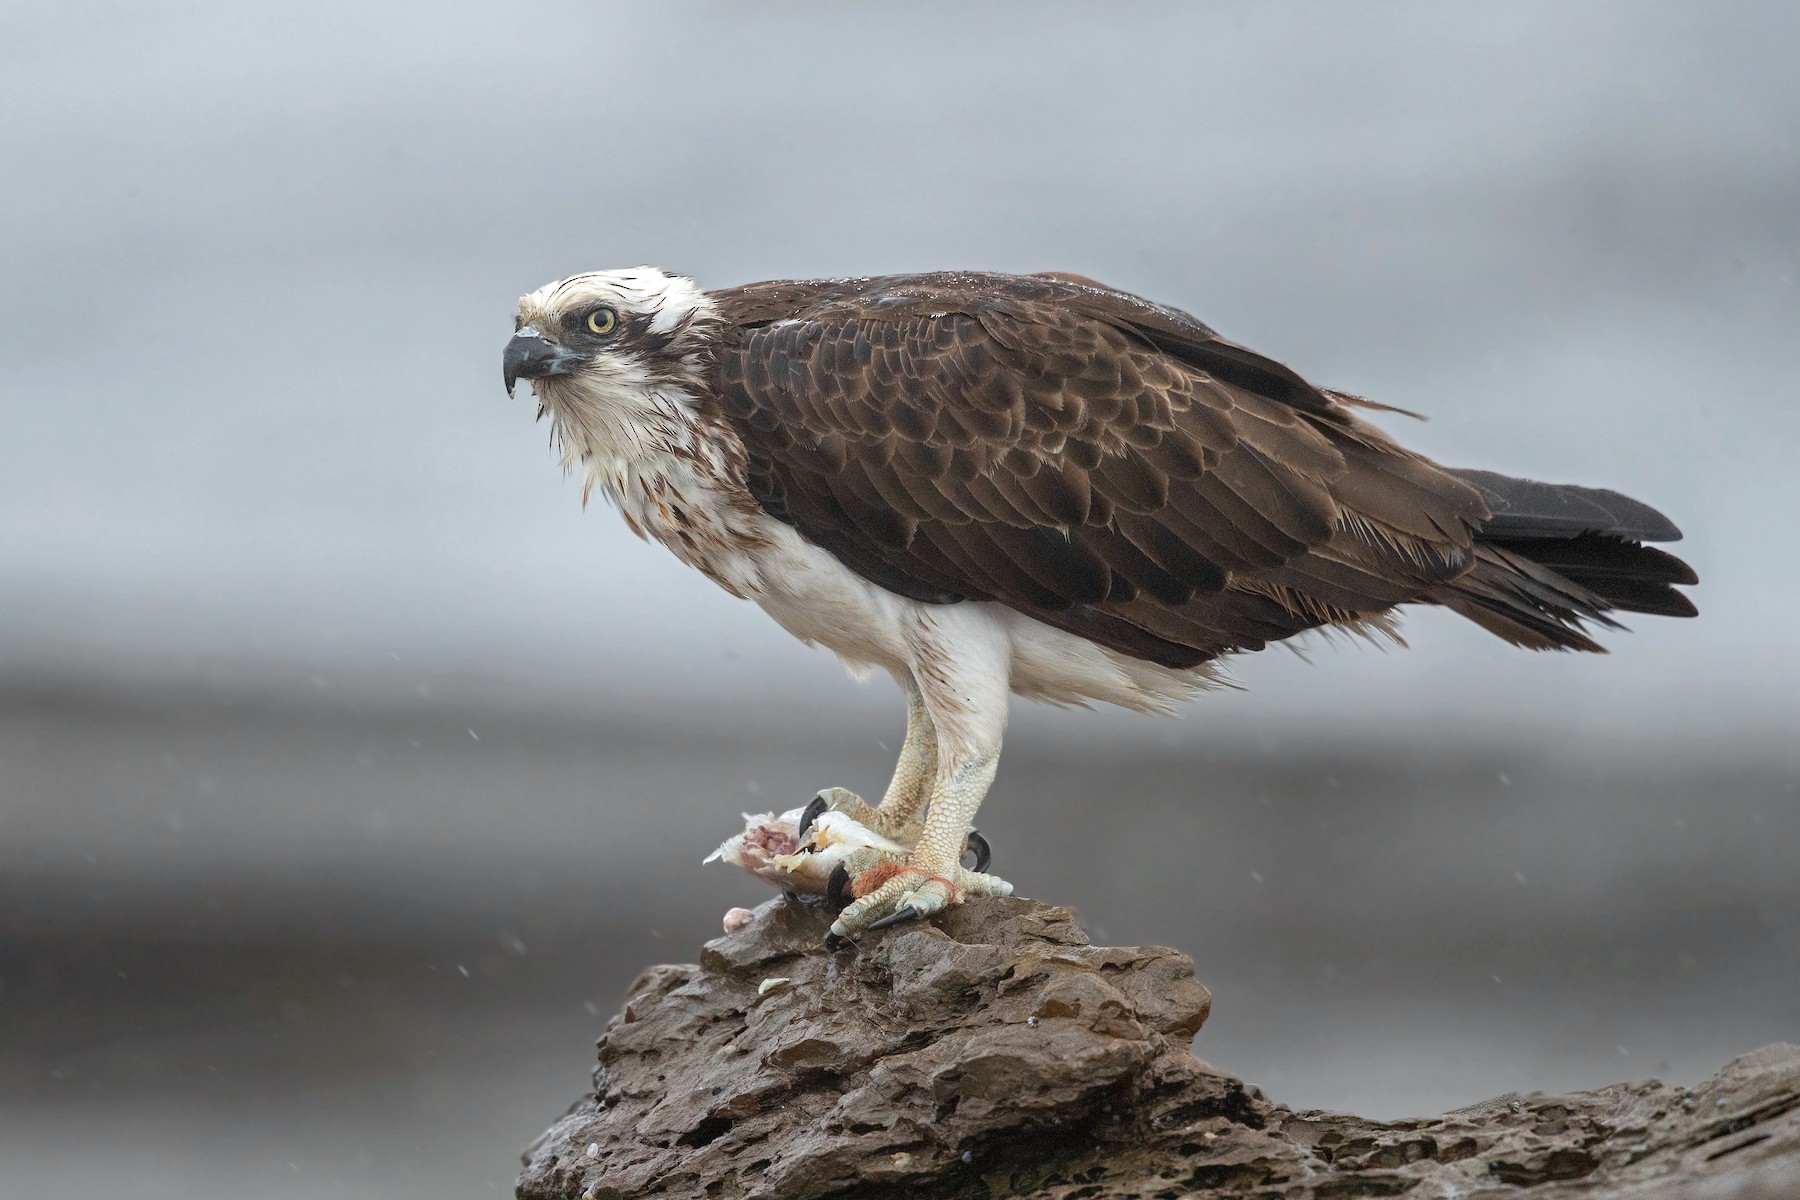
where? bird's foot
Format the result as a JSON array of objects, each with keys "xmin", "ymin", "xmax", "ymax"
[
  {"xmin": 822, "ymin": 848, "xmax": 1013, "ymax": 950},
  {"xmin": 796, "ymin": 786, "xmax": 923, "ymax": 846}
]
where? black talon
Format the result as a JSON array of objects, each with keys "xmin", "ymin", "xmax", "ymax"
[
  {"xmin": 963, "ymin": 829, "xmax": 991, "ymax": 874},
  {"xmin": 795, "ymin": 793, "xmax": 829, "ymax": 847},
  {"xmin": 825, "ymin": 863, "xmax": 853, "ymax": 912},
  {"xmin": 824, "ymin": 930, "xmax": 852, "ymax": 952},
  {"xmin": 866, "ymin": 903, "xmax": 924, "ymax": 932}
]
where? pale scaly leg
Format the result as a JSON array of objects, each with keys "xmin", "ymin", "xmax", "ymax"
[
  {"xmin": 828, "ymin": 607, "xmax": 1015, "ymax": 943},
  {"xmin": 798, "ymin": 669, "xmax": 936, "ymax": 847}
]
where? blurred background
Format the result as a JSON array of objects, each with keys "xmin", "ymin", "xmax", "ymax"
[{"xmin": 3, "ymin": 2, "xmax": 1798, "ymax": 1196}]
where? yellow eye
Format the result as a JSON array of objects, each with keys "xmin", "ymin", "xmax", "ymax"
[{"xmin": 586, "ymin": 307, "xmax": 617, "ymax": 335}]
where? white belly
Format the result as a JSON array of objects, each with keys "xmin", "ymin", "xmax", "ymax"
[
  {"xmin": 742, "ymin": 519, "xmax": 1220, "ymax": 712},
  {"xmin": 745, "ymin": 519, "xmax": 916, "ymax": 674}
]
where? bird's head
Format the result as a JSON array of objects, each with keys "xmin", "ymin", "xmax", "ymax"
[{"xmin": 504, "ymin": 267, "xmax": 716, "ymax": 422}]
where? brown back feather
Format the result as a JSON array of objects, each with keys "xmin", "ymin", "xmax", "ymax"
[{"xmin": 708, "ymin": 271, "xmax": 1491, "ymax": 668}]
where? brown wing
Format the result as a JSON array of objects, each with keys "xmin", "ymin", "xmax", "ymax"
[{"xmin": 708, "ymin": 272, "xmax": 1489, "ymax": 669}]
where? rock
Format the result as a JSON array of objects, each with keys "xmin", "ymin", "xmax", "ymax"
[{"xmin": 517, "ymin": 897, "xmax": 1800, "ymax": 1199}]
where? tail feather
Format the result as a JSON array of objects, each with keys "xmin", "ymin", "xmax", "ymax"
[
  {"xmin": 1428, "ymin": 470, "xmax": 1698, "ymax": 650},
  {"xmin": 1435, "ymin": 545, "xmax": 1617, "ymax": 652},
  {"xmin": 1481, "ymin": 533, "xmax": 1699, "ymax": 618},
  {"xmin": 1449, "ymin": 468, "xmax": 1684, "ymax": 542}
]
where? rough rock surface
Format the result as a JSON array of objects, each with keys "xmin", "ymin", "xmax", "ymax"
[{"xmin": 518, "ymin": 897, "xmax": 1800, "ymax": 1199}]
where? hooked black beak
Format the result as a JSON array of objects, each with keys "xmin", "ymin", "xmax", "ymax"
[{"xmin": 503, "ymin": 327, "xmax": 583, "ymax": 397}]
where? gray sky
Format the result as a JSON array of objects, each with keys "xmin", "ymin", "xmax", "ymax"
[{"xmin": 3, "ymin": 1, "xmax": 1797, "ymax": 738}]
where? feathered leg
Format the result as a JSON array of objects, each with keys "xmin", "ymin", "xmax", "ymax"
[{"xmin": 828, "ymin": 607, "xmax": 1015, "ymax": 943}]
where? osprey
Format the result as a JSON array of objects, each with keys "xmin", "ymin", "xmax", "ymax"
[{"xmin": 504, "ymin": 268, "xmax": 1697, "ymax": 945}]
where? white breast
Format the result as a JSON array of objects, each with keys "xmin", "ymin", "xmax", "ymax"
[{"xmin": 601, "ymin": 449, "xmax": 769, "ymax": 600}]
